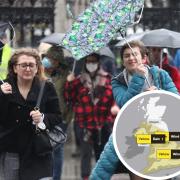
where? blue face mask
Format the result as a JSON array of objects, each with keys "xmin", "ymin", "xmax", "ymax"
[{"xmin": 42, "ymin": 57, "xmax": 52, "ymax": 68}]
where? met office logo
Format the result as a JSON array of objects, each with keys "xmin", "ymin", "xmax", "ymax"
[{"xmin": 113, "ymin": 90, "xmax": 180, "ymax": 180}]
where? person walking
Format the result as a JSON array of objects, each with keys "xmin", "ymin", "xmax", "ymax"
[
  {"xmin": 0, "ymin": 32, "xmax": 12, "ymax": 80},
  {"xmin": 148, "ymin": 47, "xmax": 180, "ymax": 92},
  {"xmin": 64, "ymin": 53, "xmax": 115, "ymax": 180},
  {"xmin": 41, "ymin": 46, "xmax": 74, "ymax": 180},
  {"xmin": 90, "ymin": 40, "xmax": 179, "ymax": 180},
  {"xmin": 0, "ymin": 48, "xmax": 62, "ymax": 180}
]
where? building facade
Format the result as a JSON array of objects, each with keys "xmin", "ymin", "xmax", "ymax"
[{"xmin": 1, "ymin": 0, "xmax": 180, "ymax": 47}]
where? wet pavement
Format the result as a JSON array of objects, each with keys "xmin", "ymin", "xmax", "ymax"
[
  {"xmin": 61, "ymin": 124, "xmax": 130, "ymax": 180},
  {"xmin": 61, "ymin": 140, "xmax": 130, "ymax": 180}
]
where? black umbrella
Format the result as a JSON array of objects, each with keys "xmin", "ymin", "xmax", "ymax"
[
  {"xmin": 116, "ymin": 32, "xmax": 146, "ymax": 47},
  {"xmin": 40, "ymin": 33, "xmax": 65, "ymax": 45},
  {"xmin": 116, "ymin": 29, "xmax": 180, "ymax": 48},
  {"xmin": 142, "ymin": 29, "xmax": 180, "ymax": 48},
  {"xmin": 97, "ymin": 47, "xmax": 115, "ymax": 59}
]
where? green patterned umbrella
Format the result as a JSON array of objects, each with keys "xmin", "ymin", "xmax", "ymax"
[{"xmin": 61, "ymin": 0, "xmax": 144, "ymax": 60}]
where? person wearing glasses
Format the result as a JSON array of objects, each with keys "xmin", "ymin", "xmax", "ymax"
[
  {"xmin": 41, "ymin": 46, "xmax": 74, "ymax": 180},
  {"xmin": 0, "ymin": 48, "xmax": 62, "ymax": 180},
  {"xmin": 65, "ymin": 53, "xmax": 116, "ymax": 180}
]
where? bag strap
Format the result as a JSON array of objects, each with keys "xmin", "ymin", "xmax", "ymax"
[{"xmin": 35, "ymin": 81, "xmax": 46, "ymax": 110}]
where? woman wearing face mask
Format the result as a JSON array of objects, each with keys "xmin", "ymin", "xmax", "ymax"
[
  {"xmin": 65, "ymin": 53, "xmax": 116, "ymax": 180},
  {"xmin": 41, "ymin": 46, "xmax": 74, "ymax": 180}
]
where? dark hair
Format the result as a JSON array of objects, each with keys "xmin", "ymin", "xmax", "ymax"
[
  {"xmin": 84, "ymin": 53, "xmax": 100, "ymax": 63},
  {"xmin": 46, "ymin": 46, "xmax": 68, "ymax": 67},
  {"xmin": 7, "ymin": 47, "xmax": 46, "ymax": 80},
  {"xmin": 120, "ymin": 40, "xmax": 147, "ymax": 60},
  {"xmin": 83, "ymin": 53, "xmax": 101, "ymax": 74}
]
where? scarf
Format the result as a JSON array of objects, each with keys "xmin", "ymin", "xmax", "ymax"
[{"xmin": 123, "ymin": 65, "xmax": 154, "ymax": 92}]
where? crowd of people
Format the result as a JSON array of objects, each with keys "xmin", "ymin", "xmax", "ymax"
[{"xmin": 0, "ymin": 28, "xmax": 180, "ymax": 180}]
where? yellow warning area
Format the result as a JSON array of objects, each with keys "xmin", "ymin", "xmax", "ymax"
[
  {"xmin": 156, "ymin": 149, "xmax": 171, "ymax": 159},
  {"xmin": 136, "ymin": 134, "xmax": 151, "ymax": 144}
]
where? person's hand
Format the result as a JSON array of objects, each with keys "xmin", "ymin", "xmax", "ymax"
[
  {"xmin": 67, "ymin": 73, "xmax": 75, "ymax": 82},
  {"xmin": 135, "ymin": 63, "xmax": 147, "ymax": 76},
  {"xmin": 0, "ymin": 82, "xmax": 12, "ymax": 94},
  {"xmin": 30, "ymin": 110, "xmax": 43, "ymax": 125},
  {"xmin": 111, "ymin": 105, "xmax": 120, "ymax": 116},
  {"xmin": 145, "ymin": 86, "xmax": 157, "ymax": 91}
]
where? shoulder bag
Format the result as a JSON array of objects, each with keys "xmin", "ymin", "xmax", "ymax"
[{"xmin": 33, "ymin": 81, "xmax": 67, "ymax": 156}]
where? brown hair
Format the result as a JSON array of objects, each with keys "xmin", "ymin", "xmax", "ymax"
[
  {"xmin": 120, "ymin": 40, "xmax": 147, "ymax": 60},
  {"xmin": 7, "ymin": 47, "xmax": 47, "ymax": 80}
]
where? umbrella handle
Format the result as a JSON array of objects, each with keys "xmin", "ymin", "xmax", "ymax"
[
  {"xmin": 8, "ymin": 22, "xmax": 16, "ymax": 44},
  {"xmin": 71, "ymin": 60, "xmax": 77, "ymax": 74},
  {"xmin": 131, "ymin": 5, "xmax": 144, "ymax": 25},
  {"xmin": 145, "ymin": 77, "xmax": 151, "ymax": 88},
  {"xmin": 66, "ymin": 3, "xmax": 75, "ymax": 20},
  {"xmin": 160, "ymin": 50, "xmax": 163, "ymax": 69}
]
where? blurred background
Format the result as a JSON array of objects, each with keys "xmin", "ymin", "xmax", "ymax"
[
  {"xmin": 1, "ymin": 0, "xmax": 180, "ymax": 71},
  {"xmin": 0, "ymin": 0, "xmax": 180, "ymax": 48}
]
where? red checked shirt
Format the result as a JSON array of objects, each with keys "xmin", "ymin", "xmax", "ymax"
[{"xmin": 64, "ymin": 69, "xmax": 115, "ymax": 129}]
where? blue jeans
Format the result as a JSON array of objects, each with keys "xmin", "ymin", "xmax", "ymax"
[
  {"xmin": 53, "ymin": 144, "xmax": 64, "ymax": 180},
  {"xmin": 52, "ymin": 122, "xmax": 68, "ymax": 180}
]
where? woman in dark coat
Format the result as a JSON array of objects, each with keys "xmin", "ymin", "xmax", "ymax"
[{"xmin": 0, "ymin": 48, "xmax": 62, "ymax": 180}]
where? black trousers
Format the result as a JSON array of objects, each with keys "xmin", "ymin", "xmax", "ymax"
[{"xmin": 77, "ymin": 124, "xmax": 112, "ymax": 178}]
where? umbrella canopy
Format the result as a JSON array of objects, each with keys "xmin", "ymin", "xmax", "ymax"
[
  {"xmin": 61, "ymin": 0, "xmax": 144, "ymax": 60},
  {"xmin": 116, "ymin": 31, "xmax": 146, "ymax": 47},
  {"xmin": 40, "ymin": 33, "xmax": 65, "ymax": 45},
  {"xmin": 0, "ymin": 22, "xmax": 10, "ymax": 37},
  {"xmin": 116, "ymin": 29, "xmax": 180, "ymax": 48},
  {"xmin": 142, "ymin": 29, "xmax": 180, "ymax": 48},
  {"xmin": 97, "ymin": 47, "xmax": 115, "ymax": 59}
]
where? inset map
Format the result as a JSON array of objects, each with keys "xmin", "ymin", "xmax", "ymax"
[{"xmin": 113, "ymin": 91, "xmax": 180, "ymax": 180}]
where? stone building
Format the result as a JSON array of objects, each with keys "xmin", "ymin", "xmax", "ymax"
[
  {"xmin": 56, "ymin": 0, "xmax": 90, "ymax": 33},
  {"xmin": 1, "ymin": 0, "xmax": 180, "ymax": 47}
]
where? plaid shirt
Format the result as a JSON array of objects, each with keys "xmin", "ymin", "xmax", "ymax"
[{"xmin": 64, "ymin": 71, "xmax": 115, "ymax": 129}]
